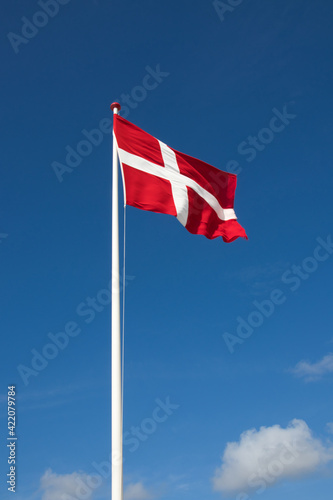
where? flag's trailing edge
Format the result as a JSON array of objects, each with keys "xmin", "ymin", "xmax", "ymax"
[{"xmin": 113, "ymin": 115, "xmax": 248, "ymax": 243}]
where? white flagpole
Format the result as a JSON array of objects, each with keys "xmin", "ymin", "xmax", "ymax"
[{"xmin": 110, "ymin": 102, "xmax": 123, "ymax": 500}]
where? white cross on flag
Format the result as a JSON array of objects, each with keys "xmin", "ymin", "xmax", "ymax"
[{"xmin": 113, "ymin": 115, "xmax": 247, "ymax": 243}]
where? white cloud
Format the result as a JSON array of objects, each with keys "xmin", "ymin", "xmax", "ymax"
[
  {"xmin": 327, "ymin": 423, "xmax": 333, "ymax": 434},
  {"xmin": 40, "ymin": 469, "xmax": 98, "ymax": 500},
  {"xmin": 124, "ymin": 482, "xmax": 153, "ymax": 500},
  {"xmin": 291, "ymin": 353, "xmax": 333, "ymax": 381},
  {"xmin": 212, "ymin": 419, "xmax": 333, "ymax": 496}
]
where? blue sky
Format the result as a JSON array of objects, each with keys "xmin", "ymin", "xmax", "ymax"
[{"xmin": 1, "ymin": 0, "xmax": 333, "ymax": 499}]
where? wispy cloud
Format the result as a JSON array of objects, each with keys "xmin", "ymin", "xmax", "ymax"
[
  {"xmin": 124, "ymin": 482, "xmax": 153, "ymax": 500},
  {"xmin": 0, "ymin": 387, "xmax": 85, "ymax": 418},
  {"xmin": 291, "ymin": 353, "xmax": 333, "ymax": 382},
  {"xmin": 40, "ymin": 469, "xmax": 95, "ymax": 500},
  {"xmin": 13, "ymin": 381, "xmax": 96, "ymax": 413},
  {"xmin": 229, "ymin": 261, "xmax": 288, "ymax": 297},
  {"xmin": 40, "ymin": 471, "xmax": 154, "ymax": 500},
  {"xmin": 326, "ymin": 423, "xmax": 333, "ymax": 435},
  {"xmin": 168, "ymin": 473, "xmax": 191, "ymax": 491},
  {"xmin": 212, "ymin": 419, "xmax": 333, "ymax": 496}
]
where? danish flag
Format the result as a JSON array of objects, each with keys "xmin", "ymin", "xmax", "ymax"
[{"xmin": 113, "ymin": 115, "xmax": 247, "ymax": 243}]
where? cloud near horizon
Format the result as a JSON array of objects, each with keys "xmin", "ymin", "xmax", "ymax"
[
  {"xmin": 212, "ymin": 419, "xmax": 333, "ymax": 496},
  {"xmin": 291, "ymin": 353, "xmax": 333, "ymax": 381},
  {"xmin": 124, "ymin": 482, "xmax": 153, "ymax": 500},
  {"xmin": 40, "ymin": 469, "xmax": 96, "ymax": 500},
  {"xmin": 40, "ymin": 470, "xmax": 153, "ymax": 500}
]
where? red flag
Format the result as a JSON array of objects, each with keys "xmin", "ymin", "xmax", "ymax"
[{"xmin": 113, "ymin": 115, "xmax": 247, "ymax": 243}]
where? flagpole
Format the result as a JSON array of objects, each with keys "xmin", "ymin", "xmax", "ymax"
[{"xmin": 110, "ymin": 102, "xmax": 123, "ymax": 500}]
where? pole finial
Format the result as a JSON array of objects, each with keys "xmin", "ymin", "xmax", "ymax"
[{"xmin": 111, "ymin": 102, "xmax": 121, "ymax": 113}]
